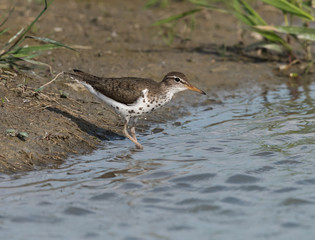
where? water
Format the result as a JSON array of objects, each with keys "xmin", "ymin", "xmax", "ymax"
[{"xmin": 1, "ymin": 82, "xmax": 315, "ymax": 240}]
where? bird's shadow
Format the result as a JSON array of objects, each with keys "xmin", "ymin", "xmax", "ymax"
[{"xmin": 46, "ymin": 107, "xmax": 123, "ymax": 141}]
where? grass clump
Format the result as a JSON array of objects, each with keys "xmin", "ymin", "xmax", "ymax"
[
  {"xmin": 0, "ymin": 0, "xmax": 74, "ymax": 72},
  {"xmin": 151, "ymin": 0, "xmax": 315, "ymax": 64}
]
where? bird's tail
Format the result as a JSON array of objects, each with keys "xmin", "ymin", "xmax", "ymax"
[{"xmin": 64, "ymin": 69, "xmax": 100, "ymax": 82}]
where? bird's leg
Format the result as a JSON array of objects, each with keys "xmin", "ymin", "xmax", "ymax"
[
  {"xmin": 130, "ymin": 118, "xmax": 138, "ymax": 141},
  {"xmin": 123, "ymin": 118, "xmax": 143, "ymax": 150}
]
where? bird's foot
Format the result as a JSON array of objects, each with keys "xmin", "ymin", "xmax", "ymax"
[{"xmin": 135, "ymin": 142, "xmax": 143, "ymax": 150}]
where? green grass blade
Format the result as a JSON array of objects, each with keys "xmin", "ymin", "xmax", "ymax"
[
  {"xmin": 233, "ymin": 11, "xmax": 254, "ymax": 26},
  {"xmin": 152, "ymin": 9, "xmax": 202, "ymax": 26},
  {"xmin": 25, "ymin": 36, "xmax": 77, "ymax": 51},
  {"xmin": 262, "ymin": 0, "xmax": 314, "ymax": 21},
  {"xmin": 231, "ymin": 0, "xmax": 288, "ymax": 47},
  {"xmin": 21, "ymin": 58, "xmax": 52, "ymax": 69},
  {"xmin": 0, "ymin": 0, "xmax": 48, "ymax": 58},
  {"xmin": 189, "ymin": 0, "xmax": 228, "ymax": 13},
  {"xmin": 233, "ymin": 0, "xmax": 251, "ymax": 25},
  {"xmin": 0, "ymin": 28, "xmax": 8, "ymax": 36},
  {"xmin": 258, "ymin": 25, "xmax": 315, "ymax": 41},
  {"xmin": 2, "ymin": 55, "xmax": 52, "ymax": 71},
  {"xmin": 145, "ymin": 0, "xmax": 161, "ymax": 8},
  {"xmin": 0, "ymin": 5, "xmax": 15, "ymax": 29},
  {"xmin": 274, "ymin": 26, "xmax": 315, "ymax": 35},
  {"xmin": 12, "ymin": 44, "xmax": 61, "ymax": 57},
  {"xmin": 254, "ymin": 29, "xmax": 285, "ymax": 43},
  {"xmin": 232, "ymin": 0, "xmax": 265, "ymax": 26},
  {"xmin": 239, "ymin": 0, "xmax": 266, "ymax": 25}
]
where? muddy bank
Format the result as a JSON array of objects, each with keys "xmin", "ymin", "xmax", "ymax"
[{"xmin": 0, "ymin": 0, "xmax": 314, "ymax": 173}]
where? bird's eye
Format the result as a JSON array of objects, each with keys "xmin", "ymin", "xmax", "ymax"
[{"xmin": 174, "ymin": 77, "xmax": 180, "ymax": 82}]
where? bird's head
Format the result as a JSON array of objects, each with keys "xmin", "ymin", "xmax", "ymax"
[{"xmin": 162, "ymin": 72, "xmax": 206, "ymax": 95}]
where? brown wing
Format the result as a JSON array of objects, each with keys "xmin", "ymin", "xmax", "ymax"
[{"xmin": 65, "ymin": 69, "xmax": 160, "ymax": 105}]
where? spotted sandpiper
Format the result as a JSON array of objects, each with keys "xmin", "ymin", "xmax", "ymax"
[{"xmin": 65, "ymin": 69, "xmax": 206, "ymax": 149}]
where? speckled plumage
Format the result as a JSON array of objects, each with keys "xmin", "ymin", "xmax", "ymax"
[
  {"xmin": 67, "ymin": 69, "xmax": 162, "ymax": 105},
  {"xmin": 65, "ymin": 69, "xmax": 206, "ymax": 149}
]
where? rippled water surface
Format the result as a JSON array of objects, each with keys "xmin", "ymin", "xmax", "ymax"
[{"xmin": 1, "ymin": 83, "xmax": 315, "ymax": 240}]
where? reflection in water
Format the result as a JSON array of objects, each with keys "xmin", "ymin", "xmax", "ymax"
[{"xmin": 1, "ymin": 82, "xmax": 315, "ymax": 239}]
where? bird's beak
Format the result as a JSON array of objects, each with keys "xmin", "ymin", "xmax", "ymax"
[{"xmin": 186, "ymin": 84, "xmax": 206, "ymax": 95}]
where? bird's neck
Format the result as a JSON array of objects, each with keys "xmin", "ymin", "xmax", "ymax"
[
  {"xmin": 158, "ymin": 84, "xmax": 176, "ymax": 102},
  {"xmin": 160, "ymin": 82, "xmax": 185, "ymax": 99}
]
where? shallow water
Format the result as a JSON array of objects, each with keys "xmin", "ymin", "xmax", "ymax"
[{"xmin": 1, "ymin": 82, "xmax": 315, "ymax": 240}]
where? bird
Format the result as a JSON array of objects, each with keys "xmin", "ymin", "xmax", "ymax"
[{"xmin": 65, "ymin": 69, "xmax": 206, "ymax": 149}]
